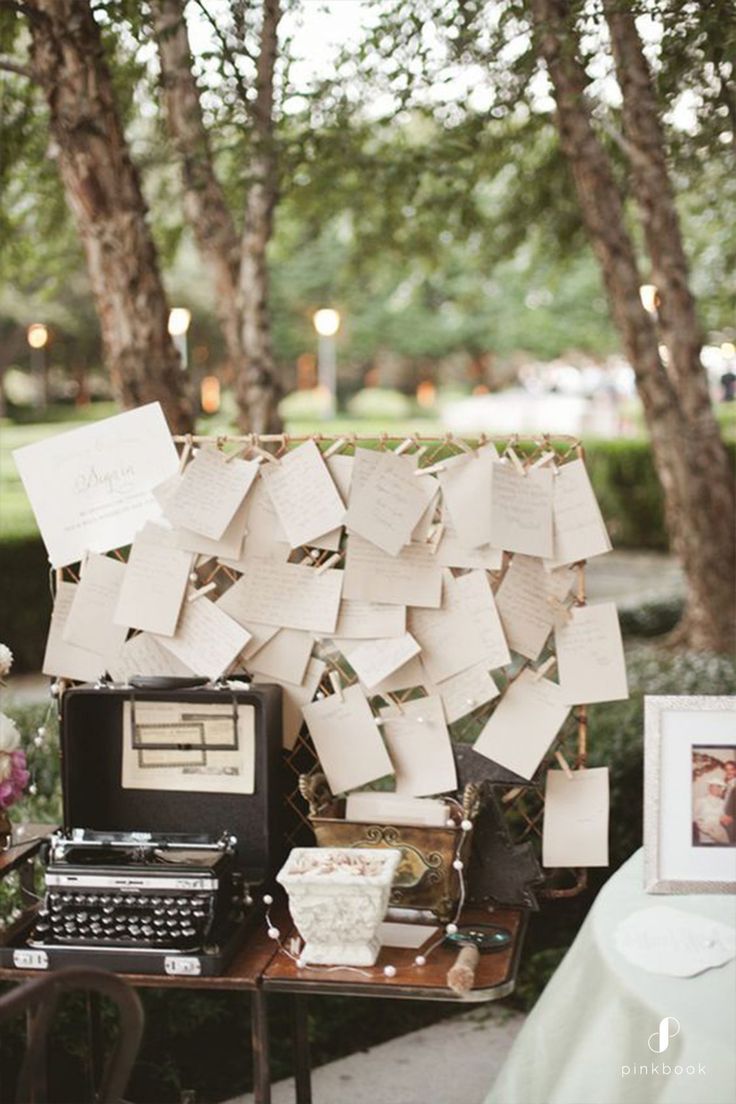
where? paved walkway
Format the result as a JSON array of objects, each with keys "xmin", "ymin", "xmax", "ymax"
[{"xmin": 232, "ymin": 1006, "xmax": 525, "ymax": 1104}]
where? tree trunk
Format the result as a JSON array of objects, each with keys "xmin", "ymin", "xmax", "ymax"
[
  {"xmin": 602, "ymin": 1, "xmax": 735, "ymax": 651},
  {"xmin": 151, "ymin": 0, "xmax": 283, "ymax": 434},
  {"xmin": 235, "ymin": 0, "xmax": 283, "ymax": 434},
  {"xmin": 26, "ymin": 0, "xmax": 193, "ymax": 434},
  {"xmin": 529, "ymin": 0, "xmax": 735, "ymax": 652},
  {"xmin": 150, "ymin": 0, "xmax": 242, "ymax": 367}
]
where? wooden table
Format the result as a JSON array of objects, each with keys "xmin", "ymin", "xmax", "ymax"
[{"xmin": 1, "ymin": 828, "xmax": 527, "ymax": 1103}]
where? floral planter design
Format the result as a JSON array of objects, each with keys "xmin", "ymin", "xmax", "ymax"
[{"xmin": 276, "ymin": 847, "xmax": 401, "ymax": 966}]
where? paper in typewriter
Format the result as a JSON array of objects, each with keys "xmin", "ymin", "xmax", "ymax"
[{"xmin": 121, "ymin": 700, "xmax": 255, "ymax": 794}]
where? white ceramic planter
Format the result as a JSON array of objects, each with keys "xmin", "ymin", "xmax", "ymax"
[{"xmin": 276, "ymin": 847, "xmax": 401, "ymax": 966}]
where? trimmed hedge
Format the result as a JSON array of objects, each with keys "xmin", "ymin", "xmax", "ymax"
[{"xmin": 0, "ymin": 537, "xmax": 52, "ymax": 671}]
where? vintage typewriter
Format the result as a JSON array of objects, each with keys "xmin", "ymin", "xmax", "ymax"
[{"xmin": 24, "ymin": 828, "xmax": 249, "ymax": 976}]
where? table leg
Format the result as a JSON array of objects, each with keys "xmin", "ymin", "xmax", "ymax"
[
  {"xmin": 293, "ymin": 994, "xmax": 312, "ymax": 1104},
  {"xmin": 251, "ymin": 988, "xmax": 271, "ymax": 1104}
]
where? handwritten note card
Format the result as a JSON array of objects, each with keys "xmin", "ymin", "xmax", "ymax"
[
  {"xmin": 302, "ymin": 684, "xmax": 393, "ymax": 794},
  {"xmin": 549, "ymin": 459, "xmax": 611, "ymax": 567},
  {"xmin": 409, "ymin": 570, "xmax": 509, "ymax": 682},
  {"xmin": 343, "ymin": 633, "xmax": 421, "ymax": 690},
  {"xmin": 153, "ymin": 593, "xmax": 251, "ymax": 679},
  {"xmin": 436, "ymin": 511, "xmax": 503, "ymax": 572},
  {"xmin": 175, "ymin": 491, "xmax": 250, "ymax": 560},
  {"xmin": 220, "ymin": 558, "xmax": 343, "ymax": 633},
  {"xmin": 437, "ymin": 445, "xmax": 497, "ymax": 549},
  {"xmin": 13, "ymin": 402, "xmax": 179, "ymax": 567},
  {"xmin": 333, "ymin": 599, "xmax": 405, "ymax": 640},
  {"xmin": 214, "ymin": 586, "xmax": 280, "ymax": 658},
  {"xmin": 219, "ymin": 477, "xmax": 291, "ymax": 569},
  {"xmin": 113, "ymin": 525, "xmax": 192, "ymax": 636},
  {"xmin": 381, "ymin": 696, "xmax": 457, "ymax": 797},
  {"xmin": 256, "ymin": 656, "xmax": 326, "ymax": 749},
  {"xmin": 42, "ymin": 581, "xmax": 107, "ymax": 682},
  {"xmin": 345, "ymin": 448, "xmax": 436, "ymax": 556},
  {"xmin": 432, "ymin": 663, "xmax": 499, "ymax": 725},
  {"xmin": 542, "ymin": 767, "xmax": 609, "ymax": 868},
  {"xmin": 246, "ymin": 627, "xmax": 314, "ymax": 685},
  {"xmin": 554, "ymin": 602, "xmax": 628, "ymax": 704},
  {"xmin": 162, "ymin": 449, "xmax": 259, "ymax": 539},
  {"xmin": 343, "ymin": 534, "xmax": 442, "ymax": 608},
  {"xmin": 261, "ymin": 439, "xmax": 345, "ymax": 549},
  {"xmin": 63, "ymin": 553, "xmax": 128, "ymax": 663},
  {"xmin": 474, "ymin": 668, "xmax": 570, "ymax": 780},
  {"xmin": 367, "ymin": 653, "xmax": 426, "ymax": 695},
  {"xmin": 491, "ymin": 463, "xmax": 553, "ymax": 558},
  {"xmin": 108, "ymin": 631, "xmax": 194, "ymax": 683},
  {"xmin": 496, "ymin": 554, "xmax": 574, "ymax": 660}
]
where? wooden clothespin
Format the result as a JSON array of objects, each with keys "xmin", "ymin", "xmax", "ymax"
[
  {"xmin": 531, "ymin": 656, "xmax": 557, "ymax": 681},
  {"xmin": 554, "ymin": 750, "xmax": 574, "ymax": 780},
  {"xmin": 188, "ymin": 582, "xmax": 217, "ymax": 602},
  {"xmin": 414, "ymin": 460, "xmax": 446, "ymax": 476},
  {"xmin": 329, "ymin": 670, "xmax": 344, "ymax": 701},
  {"xmin": 530, "ymin": 450, "xmax": 556, "ymax": 470},
  {"xmin": 316, "ymin": 551, "xmax": 343, "ymax": 575},
  {"xmin": 502, "ymin": 786, "xmax": 523, "ymax": 805},
  {"xmin": 324, "ymin": 436, "xmax": 348, "ymax": 459},
  {"xmin": 394, "ymin": 436, "xmax": 416, "ymax": 456}
]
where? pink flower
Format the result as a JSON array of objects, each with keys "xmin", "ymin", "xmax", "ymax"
[{"xmin": 0, "ymin": 748, "xmax": 29, "ymax": 809}]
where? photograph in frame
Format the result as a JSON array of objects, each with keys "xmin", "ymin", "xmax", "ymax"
[{"xmin": 644, "ymin": 695, "xmax": 736, "ymax": 894}]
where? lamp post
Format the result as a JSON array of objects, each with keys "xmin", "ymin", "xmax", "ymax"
[
  {"xmin": 27, "ymin": 323, "xmax": 50, "ymax": 410},
  {"xmin": 313, "ymin": 308, "xmax": 340, "ymax": 417},
  {"xmin": 168, "ymin": 308, "xmax": 192, "ymax": 370}
]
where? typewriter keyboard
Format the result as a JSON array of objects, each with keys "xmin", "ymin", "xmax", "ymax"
[{"xmin": 30, "ymin": 890, "xmax": 214, "ymax": 951}]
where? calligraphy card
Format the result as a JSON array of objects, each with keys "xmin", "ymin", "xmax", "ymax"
[
  {"xmin": 13, "ymin": 403, "xmax": 180, "ymax": 568},
  {"xmin": 219, "ymin": 558, "xmax": 343, "ymax": 633},
  {"xmin": 473, "ymin": 668, "xmax": 570, "ymax": 780},
  {"xmin": 302, "ymin": 683, "xmax": 394, "ymax": 794},
  {"xmin": 496, "ymin": 554, "xmax": 574, "ymax": 660},
  {"xmin": 333, "ymin": 599, "xmax": 406, "ymax": 640},
  {"xmin": 548, "ymin": 458, "xmax": 611, "ymax": 567},
  {"xmin": 380, "ymin": 696, "xmax": 457, "ymax": 797},
  {"xmin": 152, "ymin": 593, "xmax": 251, "ymax": 679},
  {"xmin": 343, "ymin": 633, "xmax": 421, "ymax": 690},
  {"xmin": 108, "ymin": 631, "xmax": 194, "ymax": 683},
  {"xmin": 343, "ymin": 534, "xmax": 442, "ymax": 608},
  {"xmin": 42, "ymin": 582, "xmax": 107, "ymax": 682},
  {"xmin": 432, "ymin": 663, "xmax": 499, "ymax": 725},
  {"xmin": 435, "ymin": 510, "xmax": 503, "ymax": 572},
  {"xmin": 490, "ymin": 463, "xmax": 554, "ymax": 558},
  {"xmin": 437, "ymin": 445, "xmax": 497, "ymax": 549},
  {"xmin": 161, "ymin": 449, "xmax": 259, "ymax": 540},
  {"xmin": 113, "ymin": 524, "xmax": 192, "ymax": 636},
  {"xmin": 245, "ymin": 628, "xmax": 314, "ymax": 685},
  {"xmin": 261, "ymin": 439, "xmax": 345, "ymax": 549},
  {"xmin": 63, "ymin": 552, "xmax": 128, "ymax": 664},
  {"xmin": 255, "ymin": 656, "xmax": 326, "ymax": 749},
  {"xmin": 554, "ymin": 602, "xmax": 628, "ymax": 704},
  {"xmin": 345, "ymin": 448, "xmax": 437, "ymax": 556},
  {"xmin": 542, "ymin": 767, "xmax": 609, "ymax": 868}
]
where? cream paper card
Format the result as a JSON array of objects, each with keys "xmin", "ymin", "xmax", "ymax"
[
  {"xmin": 13, "ymin": 402, "xmax": 179, "ymax": 567},
  {"xmin": 161, "ymin": 449, "xmax": 259, "ymax": 540},
  {"xmin": 113, "ymin": 525, "xmax": 192, "ymax": 636},
  {"xmin": 219, "ymin": 559, "xmax": 343, "ymax": 634},
  {"xmin": 108, "ymin": 632, "xmax": 194, "ymax": 683},
  {"xmin": 548, "ymin": 458, "xmax": 611, "ymax": 567},
  {"xmin": 63, "ymin": 553, "xmax": 128, "ymax": 664},
  {"xmin": 437, "ymin": 445, "xmax": 497, "ymax": 549},
  {"xmin": 261, "ymin": 439, "xmax": 345, "ymax": 549},
  {"xmin": 333, "ymin": 599, "xmax": 405, "ymax": 640},
  {"xmin": 381, "ymin": 696, "xmax": 457, "ymax": 797},
  {"xmin": 343, "ymin": 534, "xmax": 442, "ymax": 608},
  {"xmin": 345, "ymin": 448, "xmax": 436, "ymax": 556},
  {"xmin": 542, "ymin": 767, "xmax": 609, "ymax": 868},
  {"xmin": 411, "ymin": 486, "xmax": 440, "ymax": 543},
  {"xmin": 214, "ymin": 587, "xmax": 280, "ymax": 660},
  {"xmin": 367, "ymin": 653, "xmax": 426, "ymax": 695},
  {"xmin": 474, "ymin": 668, "xmax": 570, "ymax": 779},
  {"xmin": 432, "ymin": 663, "xmax": 499, "ymax": 725},
  {"xmin": 436, "ymin": 511, "xmax": 503, "ymax": 572},
  {"xmin": 122, "ymin": 700, "xmax": 255, "ymax": 795},
  {"xmin": 175, "ymin": 491, "xmax": 250, "ymax": 560},
  {"xmin": 378, "ymin": 922, "xmax": 439, "ymax": 949},
  {"xmin": 343, "ymin": 633, "xmax": 421, "ymax": 690},
  {"xmin": 555, "ymin": 602, "xmax": 628, "ymax": 705},
  {"xmin": 409, "ymin": 570, "xmax": 510, "ymax": 683},
  {"xmin": 220, "ymin": 477, "xmax": 291, "ymax": 567},
  {"xmin": 491, "ymin": 463, "xmax": 554, "ymax": 558},
  {"xmin": 307, "ymin": 453, "xmax": 354, "ymax": 552},
  {"xmin": 614, "ymin": 907, "xmax": 736, "ymax": 978},
  {"xmin": 42, "ymin": 582, "xmax": 107, "ymax": 682},
  {"xmin": 496, "ymin": 554, "xmax": 574, "ymax": 660},
  {"xmin": 345, "ymin": 792, "xmax": 449, "ymax": 828},
  {"xmin": 302, "ymin": 683, "xmax": 394, "ymax": 794},
  {"xmin": 153, "ymin": 593, "xmax": 251, "ymax": 679},
  {"xmin": 246, "ymin": 628, "xmax": 313, "ymax": 685},
  {"xmin": 255, "ymin": 656, "xmax": 326, "ymax": 749}
]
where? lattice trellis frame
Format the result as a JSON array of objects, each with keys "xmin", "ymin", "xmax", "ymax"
[{"xmin": 56, "ymin": 431, "xmax": 593, "ymax": 900}]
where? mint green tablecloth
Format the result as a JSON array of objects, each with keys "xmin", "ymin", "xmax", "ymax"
[{"xmin": 487, "ymin": 850, "xmax": 736, "ymax": 1104}]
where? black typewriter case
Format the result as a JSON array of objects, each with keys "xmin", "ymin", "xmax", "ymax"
[{"xmin": 0, "ymin": 680, "xmax": 285, "ymax": 977}]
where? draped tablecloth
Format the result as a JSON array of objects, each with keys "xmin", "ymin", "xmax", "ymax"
[{"xmin": 486, "ymin": 850, "xmax": 736, "ymax": 1104}]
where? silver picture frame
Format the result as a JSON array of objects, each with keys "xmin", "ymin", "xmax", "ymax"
[{"xmin": 644, "ymin": 695, "xmax": 736, "ymax": 894}]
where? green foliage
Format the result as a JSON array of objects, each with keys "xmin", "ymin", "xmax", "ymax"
[{"xmin": 346, "ymin": 388, "xmax": 413, "ymax": 420}]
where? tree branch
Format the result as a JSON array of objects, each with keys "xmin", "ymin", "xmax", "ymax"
[{"xmin": 0, "ymin": 56, "xmax": 35, "ymax": 79}]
